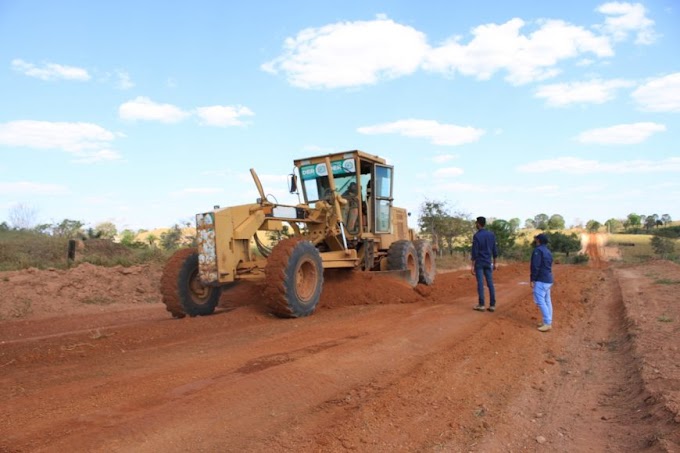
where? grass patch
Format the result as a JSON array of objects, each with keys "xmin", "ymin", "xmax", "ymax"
[
  {"xmin": 0, "ymin": 230, "xmax": 172, "ymax": 271},
  {"xmin": 81, "ymin": 296, "xmax": 115, "ymax": 305},
  {"xmin": 435, "ymin": 253, "xmax": 470, "ymax": 270},
  {"xmin": 657, "ymin": 314, "xmax": 673, "ymax": 323},
  {"xmin": 608, "ymin": 233, "xmax": 655, "ymax": 263},
  {"xmin": 655, "ymin": 278, "xmax": 680, "ymax": 285}
]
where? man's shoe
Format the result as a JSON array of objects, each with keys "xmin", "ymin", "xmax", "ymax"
[
  {"xmin": 473, "ymin": 305, "xmax": 486, "ymax": 311},
  {"xmin": 488, "ymin": 306, "xmax": 496, "ymax": 312},
  {"xmin": 538, "ymin": 324, "xmax": 552, "ymax": 332}
]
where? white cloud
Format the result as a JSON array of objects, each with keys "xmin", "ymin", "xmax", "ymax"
[
  {"xmin": 262, "ymin": 15, "xmax": 429, "ymax": 88},
  {"xmin": 535, "ymin": 78, "xmax": 634, "ymax": 106},
  {"xmin": 596, "ymin": 2, "xmax": 656, "ymax": 45},
  {"xmin": 632, "ymin": 73, "xmax": 680, "ymax": 112},
  {"xmin": 195, "ymin": 105, "xmax": 255, "ymax": 127},
  {"xmin": 432, "ymin": 153, "xmax": 458, "ymax": 163},
  {"xmin": 116, "ymin": 71, "xmax": 134, "ymax": 90},
  {"xmin": 0, "ymin": 120, "xmax": 116, "ymax": 152},
  {"xmin": 119, "ymin": 97, "xmax": 190, "ymax": 123},
  {"xmin": 264, "ymin": 6, "xmax": 654, "ymax": 89},
  {"xmin": 0, "ymin": 120, "xmax": 122, "ymax": 165},
  {"xmin": 357, "ymin": 119, "xmax": 484, "ymax": 146},
  {"xmin": 11, "ymin": 59, "xmax": 90, "ymax": 81},
  {"xmin": 0, "ymin": 181, "xmax": 69, "ymax": 195},
  {"xmin": 517, "ymin": 156, "xmax": 680, "ymax": 174},
  {"xmin": 425, "ymin": 18, "xmax": 612, "ymax": 85},
  {"xmin": 576, "ymin": 122, "xmax": 665, "ymax": 144},
  {"xmin": 433, "ymin": 167, "xmax": 464, "ymax": 178}
]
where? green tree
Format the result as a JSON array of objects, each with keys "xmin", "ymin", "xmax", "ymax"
[
  {"xmin": 604, "ymin": 218, "xmax": 622, "ymax": 233},
  {"xmin": 160, "ymin": 224, "xmax": 183, "ymax": 250},
  {"xmin": 267, "ymin": 225, "xmax": 291, "ymax": 243},
  {"xmin": 509, "ymin": 218, "xmax": 521, "ymax": 233},
  {"xmin": 488, "ymin": 219, "xmax": 516, "ymax": 256},
  {"xmin": 0, "ymin": 221, "xmax": 10, "ymax": 232},
  {"xmin": 546, "ymin": 232, "xmax": 581, "ymax": 256},
  {"xmin": 548, "ymin": 214, "xmax": 565, "ymax": 230},
  {"xmin": 85, "ymin": 227, "xmax": 102, "ymax": 239},
  {"xmin": 650, "ymin": 236, "xmax": 675, "ymax": 259},
  {"xmin": 52, "ymin": 219, "xmax": 85, "ymax": 238},
  {"xmin": 442, "ymin": 214, "xmax": 473, "ymax": 254},
  {"xmin": 418, "ymin": 200, "xmax": 451, "ymax": 252},
  {"xmin": 525, "ymin": 218, "xmax": 536, "ymax": 229},
  {"xmin": 586, "ymin": 220, "xmax": 601, "ymax": 232},
  {"xmin": 661, "ymin": 214, "xmax": 672, "ymax": 225},
  {"xmin": 625, "ymin": 213, "xmax": 641, "ymax": 229},
  {"xmin": 534, "ymin": 213, "xmax": 549, "ymax": 230},
  {"xmin": 120, "ymin": 229, "xmax": 140, "ymax": 247},
  {"xmin": 146, "ymin": 233, "xmax": 158, "ymax": 248},
  {"xmin": 94, "ymin": 221, "xmax": 117, "ymax": 239}
]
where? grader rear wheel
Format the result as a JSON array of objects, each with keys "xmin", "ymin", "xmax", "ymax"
[
  {"xmin": 414, "ymin": 239, "xmax": 436, "ymax": 285},
  {"xmin": 265, "ymin": 238, "xmax": 324, "ymax": 318},
  {"xmin": 160, "ymin": 248, "xmax": 222, "ymax": 318},
  {"xmin": 387, "ymin": 240, "xmax": 420, "ymax": 288}
]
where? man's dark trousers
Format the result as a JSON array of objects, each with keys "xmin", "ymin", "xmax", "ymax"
[{"xmin": 475, "ymin": 264, "xmax": 496, "ymax": 307}]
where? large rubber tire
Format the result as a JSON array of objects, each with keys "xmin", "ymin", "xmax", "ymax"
[
  {"xmin": 414, "ymin": 239, "xmax": 436, "ymax": 285},
  {"xmin": 265, "ymin": 238, "xmax": 324, "ymax": 318},
  {"xmin": 387, "ymin": 240, "xmax": 420, "ymax": 288},
  {"xmin": 160, "ymin": 248, "xmax": 222, "ymax": 318}
]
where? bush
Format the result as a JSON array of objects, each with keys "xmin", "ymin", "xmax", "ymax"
[
  {"xmin": 650, "ymin": 236, "xmax": 676, "ymax": 259},
  {"xmin": 654, "ymin": 226, "xmax": 680, "ymax": 239},
  {"xmin": 0, "ymin": 230, "xmax": 171, "ymax": 271},
  {"xmin": 569, "ymin": 253, "xmax": 590, "ymax": 264}
]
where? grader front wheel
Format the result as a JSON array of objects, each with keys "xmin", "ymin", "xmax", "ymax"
[
  {"xmin": 265, "ymin": 238, "xmax": 324, "ymax": 318},
  {"xmin": 160, "ymin": 248, "xmax": 222, "ymax": 318}
]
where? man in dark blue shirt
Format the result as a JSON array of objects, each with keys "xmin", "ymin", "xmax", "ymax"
[
  {"xmin": 471, "ymin": 216, "xmax": 498, "ymax": 312},
  {"xmin": 531, "ymin": 233, "xmax": 554, "ymax": 332}
]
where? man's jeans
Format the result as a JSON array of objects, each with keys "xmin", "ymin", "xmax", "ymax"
[
  {"xmin": 533, "ymin": 281, "xmax": 553, "ymax": 325},
  {"xmin": 475, "ymin": 264, "xmax": 496, "ymax": 307}
]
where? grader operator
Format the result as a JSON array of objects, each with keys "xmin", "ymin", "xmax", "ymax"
[{"xmin": 160, "ymin": 150, "xmax": 436, "ymax": 319}]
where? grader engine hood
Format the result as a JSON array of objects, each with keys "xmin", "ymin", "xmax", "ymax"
[{"xmin": 196, "ymin": 212, "xmax": 218, "ymax": 284}]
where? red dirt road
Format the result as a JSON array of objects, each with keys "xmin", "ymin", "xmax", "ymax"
[{"xmin": 1, "ymin": 259, "xmax": 679, "ymax": 452}]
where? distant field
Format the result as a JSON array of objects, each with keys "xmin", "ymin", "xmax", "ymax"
[{"xmin": 606, "ymin": 233, "xmax": 679, "ymax": 263}]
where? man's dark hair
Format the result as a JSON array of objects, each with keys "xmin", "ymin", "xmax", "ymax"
[{"xmin": 476, "ymin": 216, "xmax": 486, "ymax": 227}]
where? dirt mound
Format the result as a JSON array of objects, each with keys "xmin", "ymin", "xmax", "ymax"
[
  {"xmin": 0, "ymin": 263, "xmax": 161, "ymax": 321},
  {"xmin": 319, "ymin": 269, "xmax": 423, "ymax": 308}
]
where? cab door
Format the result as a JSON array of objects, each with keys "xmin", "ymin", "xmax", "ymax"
[{"xmin": 373, "ymin": 164, "xmax": 393, "ymax": 233}]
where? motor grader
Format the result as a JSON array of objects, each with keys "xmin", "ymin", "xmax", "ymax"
[{"xmin": 161, "ymin": 150, "xmax": 436, "ymax": 319}]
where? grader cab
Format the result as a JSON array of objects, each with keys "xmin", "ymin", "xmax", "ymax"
[{"xmin": 160, "ymin": 150, "xmax": 436, "ymax": 319}]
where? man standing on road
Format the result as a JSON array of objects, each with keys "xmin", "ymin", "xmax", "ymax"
[
  {"xmin": 471, "ymin": 216, "xmax": 498, "ymax": 312},
  {"xmin": 531, "ymin": 233, "xmax": 554, "ymax": 332}
]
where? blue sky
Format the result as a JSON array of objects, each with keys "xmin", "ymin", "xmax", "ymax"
[{"xmin": 1, "ymin": 0, "xmax": 678, "ymax": 231}]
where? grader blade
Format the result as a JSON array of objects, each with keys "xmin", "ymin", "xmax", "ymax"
[{"xmin": 370, "ymin": 269, "xmax": 418, "ymax": 287}]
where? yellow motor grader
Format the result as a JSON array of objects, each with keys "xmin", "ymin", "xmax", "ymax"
[{"xmin": 160, "ymin": 150, "xmax": 436, "ymax": 318}]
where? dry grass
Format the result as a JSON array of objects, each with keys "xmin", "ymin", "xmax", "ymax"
[
  {"xmin": 607, "ymin": 233, "xmax": 655, "ymax": 263},
  {"xmin": 435, "ymin": 253, "xmax": 470, "ymax": 270}
]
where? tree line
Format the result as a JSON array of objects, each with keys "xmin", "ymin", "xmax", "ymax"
[{"xmin": 418, "ymin": 201, "xmax": 583, "ymax": 260}]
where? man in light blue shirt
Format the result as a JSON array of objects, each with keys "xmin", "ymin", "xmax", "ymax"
[{"xmin": 531, "ymin": 233, "xmax": 554, "ymax": 332}]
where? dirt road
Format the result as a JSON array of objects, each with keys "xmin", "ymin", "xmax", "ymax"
[{"xmin": 1, "ymin": 259, "xmax": 679, "ymax": 452}]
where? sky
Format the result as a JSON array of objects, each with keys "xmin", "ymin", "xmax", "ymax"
[{"xmin": 1, "ymin": 0, "xmax": 679, "ymax": 232}]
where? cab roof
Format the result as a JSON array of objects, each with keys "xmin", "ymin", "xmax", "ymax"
[{"xmin": 293, "ymin": 150, "xmax": 387, "ymax": 167}]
